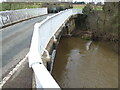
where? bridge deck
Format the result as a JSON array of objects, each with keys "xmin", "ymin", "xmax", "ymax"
[{"xmin": 2, "ymin": 58, "xmax": 33, "ymax": 89}]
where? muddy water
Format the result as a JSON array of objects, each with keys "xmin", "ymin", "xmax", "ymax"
[{"xmin": 52, "ymin": 37, "xmax": 118, "ymax": 88}]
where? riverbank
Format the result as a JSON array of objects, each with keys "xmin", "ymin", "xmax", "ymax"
[
  {"xmin": 70, "ymin": 2, "xmax": 119, "ymax": 53},
  {"xmin": 72, "ymin": 29, "xmax": 118, "ymax": 41},
  {"xmin": 71, "ymin": 29, "xmax": 118, "ymax": 53}
]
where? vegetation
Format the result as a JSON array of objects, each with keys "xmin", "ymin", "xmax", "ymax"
[
  {"xmin": 82, "ymin": 4, "xmax": 94, "ymax": 14},
  {"xmin": 82, "ymin": 2, "xmax": 118, "ymax": 41},
  {"xmin": 81, "ymin": 36, "xmax": 91, "ymax": 40},
  {"xmin": 73, "ymin": 2, "xmax": 119, "ymax": 52},
  {"xmin": 73, "ymin": 4, "xmax": 85, "ymax": 9},
  {"xmin": 0, "ymin": 2, "xmax": 72, "ymax": 12},
  {"xmin": 0, "ymin": 3, "xmax": 2, "ymax": 11},
  {"xmin": 73, "ymin": 1, "xmax": 86, "ymax": 4},
  {"xmin": 94, "ymin": 6, "xmax": 103, "ymax": 10},
  {"xmin": 1, "ymin": 2, "xmax": 42, "ymax": 11},
  {"xmin": 73, "ymin": 3, "xmax": 103, "ymax": 11}
]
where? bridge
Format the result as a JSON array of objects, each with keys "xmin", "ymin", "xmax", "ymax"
[
  {"xmin": 28, "ymin": 9, "xmax": 81, "ymax": 88},
  {"xmin": 0, "ymin": 8, "xmax": 82, "ymax": 89}
]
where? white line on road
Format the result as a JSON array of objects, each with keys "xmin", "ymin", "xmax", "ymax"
[{"xmin": 0, "ymin": 53, "xmax": 29, "ymax": 89}]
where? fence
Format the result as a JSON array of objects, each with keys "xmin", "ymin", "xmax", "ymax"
[
  {"xmin": 28, "ymin": 9, "xmax": 81, "ymax": 88},
  {"xmin": 0, "ymin": 8, "xmax": 48, "ymax": 28}
]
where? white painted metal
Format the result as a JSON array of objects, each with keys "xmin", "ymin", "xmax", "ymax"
[
  {"xmin": 29, "ymin": 9, "xmax": 81, "ymax": 88},
  {"xmin": 44, "ymin": 49, "xmax": 51, "ymax": 59},
  {"xmin": 32, "ymin": 63, "xmax": 60, "ymax": 88},
  {"xmin": 29, "ymin": 9, "xmax": 73, "ymax": 68},
  {"xmin": 53, "ymin": 35, "xmax": 57, "ymax": 42},
  {"xmin": 72, "ymin": 9, "xmax": 83, "ymax": 15}
]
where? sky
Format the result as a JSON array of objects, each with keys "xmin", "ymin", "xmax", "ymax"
[{"xmin": 0, "ymin": 0, "xmax": 3, "ymax": 3}]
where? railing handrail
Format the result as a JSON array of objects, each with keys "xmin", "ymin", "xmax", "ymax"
[
  {"xmin": 28, "ymin": 9, "xmax": 81, "ymax": 88},
  {"xmin": 33, "ymin": 9, "xmax": 71, "ymax": 32},
  {"xmin": 29, "ymin": 9, "xmax": 72, "ymax": 67}
]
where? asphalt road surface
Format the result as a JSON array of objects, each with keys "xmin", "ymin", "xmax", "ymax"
[{"xmin": 0, "ymin": 14, "xmax": 53, "ymax": 78}]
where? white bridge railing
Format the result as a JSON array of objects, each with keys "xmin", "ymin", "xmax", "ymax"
[{"xmin": 28, "ymin": 9, "xmax": 81, "ymax": 89}]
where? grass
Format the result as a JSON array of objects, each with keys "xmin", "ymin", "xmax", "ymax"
[
  {"xmin": 1, "ymin": 2, "xmax": 42, "ymax": 11},
  {"xmin": 94, "ymin": 6, "xmax": 103, "ymax": 10},
  {"xmin": 81, "ymin": 36, "xmax": 91, "ymax": 40},
  {"xmin": 73, "ymin": 4, "xmax": 103, "ymax": 11},
  {"xmin": 0, "ymin": 3, "xmax": 2, "ymax": 11},
  {"xmin": 73, "ymin": 4, "xmax": 85, "ymax": 9},
  {"xmin": 0, "ymin": 2, "xmax": 71, "ymax": 11}
]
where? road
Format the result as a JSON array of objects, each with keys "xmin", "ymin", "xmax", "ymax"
[{"xmin": 0, "ymin": 14, "xmax": 53, "ymax": 78}]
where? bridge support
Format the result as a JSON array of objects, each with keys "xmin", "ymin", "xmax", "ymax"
[
  {"xmin": 62, "ymin": 16, "xmax": 76, "ymax": 36},
  {"xmin": 53, "ymin": 35, "xmax": 57, "ymax": 43},
  {"xmin": 42, "ymin": 23, "xmax": 65, "ymax": 72}
]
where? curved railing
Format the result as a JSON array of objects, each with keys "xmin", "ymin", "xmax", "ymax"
[{"xmin": 28, "ymin": 9, "xmax": 81, "ymax": 88}]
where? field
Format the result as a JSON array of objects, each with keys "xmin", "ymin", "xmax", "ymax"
[
  {"xmin": 1, "ymin": 2, "xmax": 42, "ymax": 11},
  {"xmin": 73, "ymin": 4, "xmax": 85, "ymax": 9},
  {"xmin": 73, "ymin": 4, "xmax": 103, "ymax": 10},
  {"xmin": 0, "ymin": 2, "xmax": 103, "ymax": 11},
  {"xmin": 0, "ymin": 3, "xmax": 2, "ymax": 11},
  {"xmin": 94, "ymin": 6, "xmax": 103, "ymax": 10},
  {"xmin": 0, "ymin": 2, "xmax": 72, "ymax": 11}
]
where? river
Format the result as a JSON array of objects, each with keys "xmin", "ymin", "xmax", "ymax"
[{"xmin": 52, "ymin": 37, "xmax": 118, "ymax": 88}]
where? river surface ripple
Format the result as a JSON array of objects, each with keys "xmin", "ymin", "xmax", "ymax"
[{"xmin": 52, "ymin": 37, "xmax": 118, "ymax": 88}]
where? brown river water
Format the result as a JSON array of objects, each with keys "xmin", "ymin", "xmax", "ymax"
[{"xmin": 52, "ymin": 37, "xmax": 118, "ymax": 88}]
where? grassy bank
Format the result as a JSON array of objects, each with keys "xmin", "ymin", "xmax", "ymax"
[
  {"xmin": 0, "ymin": 3, "xmax": 2, "ymax": 11},
  {"xmin": 0, "ymin": 2, "xmax": 72, "ymax": 11},
  {"xmin": 1, "ymin": 2, "xmax": 42, "ymax": 11},
  {"xmin": 73, "ymin": 4, "xmax": 85, "ymax": 9},
  {"xmin": 73, "ymin": 4, "xmax": 103, "ymax": 11}
]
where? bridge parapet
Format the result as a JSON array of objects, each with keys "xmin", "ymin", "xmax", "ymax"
[
  {"xmin": 28, "ymin": 9, "xmax": 81, "ymax": 88},
  {"xmin": 72, "ymin": 8, "xmax": 83, "ymax": 14},
  {"xmin": 0, "ymin": 8, "xmax": 48, "ymax": 28}
]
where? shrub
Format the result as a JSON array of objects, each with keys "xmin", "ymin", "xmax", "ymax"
[{"xmin": 82, "ymin": 4, "xmax": 93, "ymax": 15}]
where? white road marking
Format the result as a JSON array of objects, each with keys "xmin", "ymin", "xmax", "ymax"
[{"xmin": 0, "ymin": 53, "xmax": 29, "ymax": 89}]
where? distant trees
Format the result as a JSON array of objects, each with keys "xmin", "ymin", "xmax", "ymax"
[
  {"xmin": 96, "ymin": 2, "xmax": 102, "ymax": 6},
  {"xmin": 73, "ymin": 1, "xmax": 85, "ymax": 4},
  {"xmin": 82, "ymin": 2, "xmax": 118, "ymax": 41}
]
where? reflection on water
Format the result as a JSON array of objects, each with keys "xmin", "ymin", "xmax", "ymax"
[{"xmin": 52, "ymin": 37, "xmax": 118, "ymax": 88}]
